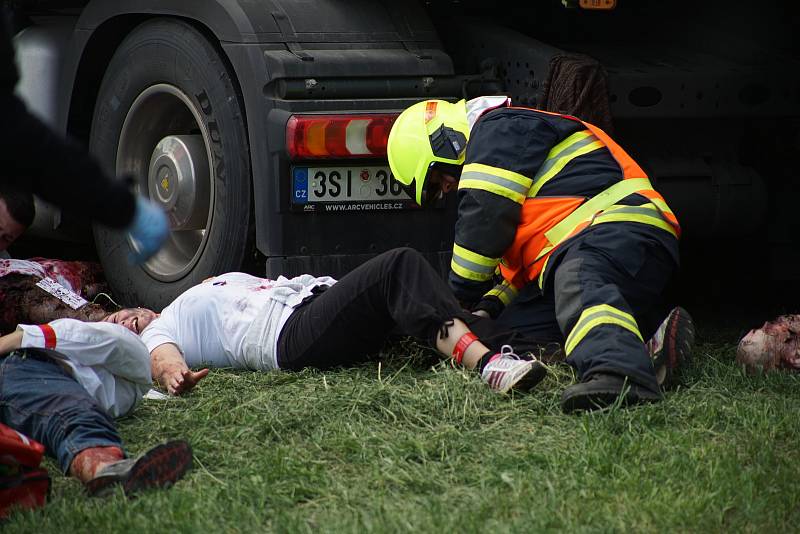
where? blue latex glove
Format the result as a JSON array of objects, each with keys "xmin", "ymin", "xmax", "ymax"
[{"xmin": 127, "ymin": 196, "xmax": 169, "ymax": 264}]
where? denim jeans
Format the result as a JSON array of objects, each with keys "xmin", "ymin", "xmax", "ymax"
[{"xmin": 0, "ymin": 350, "xmax": 123, "ymax": 473}]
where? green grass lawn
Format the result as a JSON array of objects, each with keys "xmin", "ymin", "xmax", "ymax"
[{"xmin": 4, "ymin": 331, "xmax": 800, "ymax": 533}]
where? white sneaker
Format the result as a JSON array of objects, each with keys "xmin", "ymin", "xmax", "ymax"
[{"xmin": 480, "ymin": 345, "xmax": 547, "ymax": 394}]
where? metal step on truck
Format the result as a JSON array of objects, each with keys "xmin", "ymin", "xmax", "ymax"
[{"xmin": 6, "ymin": 0, "xmax": 799, "ymax": 308}]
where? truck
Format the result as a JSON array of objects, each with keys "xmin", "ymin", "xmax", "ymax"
[{"xmin": 6, "ymin": 0, "xmax": 799, "ymax": 308}]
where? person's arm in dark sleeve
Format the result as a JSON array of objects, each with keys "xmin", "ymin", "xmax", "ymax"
[
  {"xmin": 449, "ymin": 110, "xmax": 559, "ymax": 309},
  {"xmin": 0, "ymin": 19, "xmax": 135, "ymax": 228},
  {"xmin": 472, "ymin": 278, "xmax": 520, "ymax": 319},
  {"xmin": 0, "ymin": 93, "xmax": 136, "ymax": 228}
]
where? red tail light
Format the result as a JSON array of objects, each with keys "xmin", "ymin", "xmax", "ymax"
[{"xmin": 286, "ymin": 114, "xmax": 398, "ymax": 159}]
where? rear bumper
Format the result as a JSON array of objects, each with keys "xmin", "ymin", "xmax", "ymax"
[{"xmin": 265, "ymin": 250, "xmax": 453, "ymax": 280}]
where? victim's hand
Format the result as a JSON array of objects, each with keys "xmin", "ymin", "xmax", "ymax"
[
  {"xmin": 166, "ymin": 368, "xmax": 209, "ymax": 396},
  {"xmin": 150, "ymin": 342, "xmax": 207, "ymax": 396}
]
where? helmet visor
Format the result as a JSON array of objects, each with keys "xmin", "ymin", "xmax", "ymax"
[
  {"xmin": 419, "ymin": 162, "xmax": 462, "ymax": 208},
  {"xmin": 419, "ymin": 177, "xmax": 442, "ymax": 208}
]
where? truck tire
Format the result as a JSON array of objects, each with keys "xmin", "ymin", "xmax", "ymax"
[{"xmin": 90, "ymin": 18, "xmax": 253, "ymax": 309}]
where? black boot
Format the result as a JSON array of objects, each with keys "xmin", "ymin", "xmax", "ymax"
[{"xmin": 561, "ymin": 373, "xmax": 662, "ymax": 414}]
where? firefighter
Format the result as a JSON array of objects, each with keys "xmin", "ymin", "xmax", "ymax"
[{"xmin": 387, "ymin": 96, "xmax": 694, "ymax": 412}]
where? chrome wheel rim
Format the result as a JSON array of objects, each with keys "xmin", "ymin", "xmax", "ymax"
[{"xmin": 116, "ymin": 84, "xmax": 215, "ymax": 281}]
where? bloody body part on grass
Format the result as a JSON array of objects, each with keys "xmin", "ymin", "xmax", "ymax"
[
  {"xmin": 0, "ymin": 259, "xmax": 115, "ymax": 335},
  {"xmin": 737, "ymin": 315, "xmax": 800, "ymax": 374}
]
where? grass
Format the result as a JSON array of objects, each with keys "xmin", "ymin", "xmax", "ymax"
[{"xmin": 4, "ymin": 327, "xmax": 800, "ymax": 533}]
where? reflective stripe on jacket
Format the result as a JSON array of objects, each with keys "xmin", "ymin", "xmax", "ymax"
[
  {"xmin": 500, "ymin": 109, "xmax": 680, "ymax": 289},
  {"xmin": 450, "ymin": 102, "xmax": 680, "ymax": 301}
]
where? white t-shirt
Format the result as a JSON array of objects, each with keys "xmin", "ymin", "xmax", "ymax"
[
  {"xmin": 18, "ymin": 319, "xmax": 152, "ymax": 418},
  {"xmin": 140, "ymin": 272, "xmax": 336, "ymax": 370}
]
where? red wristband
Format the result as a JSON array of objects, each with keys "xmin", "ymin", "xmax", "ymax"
[{"xmin": 452, "ymin": 332, "xmax": 478, "ymax": 365}]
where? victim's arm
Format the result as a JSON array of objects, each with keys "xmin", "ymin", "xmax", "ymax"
[
  {"xmin": 149, "ymin": 342, "xmax": 209, "ymax": 396},
  {"xmin": 0, "ymin": 328, "xmax": 22, "ymax": 355}
]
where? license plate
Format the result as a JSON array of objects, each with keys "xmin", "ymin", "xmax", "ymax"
[{"xmin": 291, "ymin": 166, "xmax": 415, "ymax": 212}]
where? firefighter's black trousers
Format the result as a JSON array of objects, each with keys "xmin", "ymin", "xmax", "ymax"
[
  {"xmin": 495, "ymin": 223, "xmax": 678, "ymax": 391},
  {"xmin": 277, "ymin": 247, "xmax": 550, "ymax": 370}
]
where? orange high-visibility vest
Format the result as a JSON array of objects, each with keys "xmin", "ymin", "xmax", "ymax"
[{"xmin": 498, "ymin": 109, "xmax": 680, "ymax": 289}]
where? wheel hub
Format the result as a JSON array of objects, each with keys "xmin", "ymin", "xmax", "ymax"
[{"xmin": 148, "ymin": 135, "xmax": 209, "ymax": 231}]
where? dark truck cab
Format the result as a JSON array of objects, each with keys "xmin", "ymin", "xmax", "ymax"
[{"xmin": 6, "ymin": 0, "xmax": 799, "ymax": 307}]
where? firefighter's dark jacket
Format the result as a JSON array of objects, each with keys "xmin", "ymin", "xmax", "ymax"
[
  {"xmin": 449, "ymin": 106, "xmax": 679, "ymax": 315},
  {"xmin": 0, "ymin": 16, "xmax": 134, "ymax": 228}
]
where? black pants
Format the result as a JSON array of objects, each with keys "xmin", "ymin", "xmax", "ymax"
[
  {"xmin": 496, "ymin": 224, "xmax": 678, "ymax": 390},
  {"xmin": 276, "ymin": 247, "xmax": 553, "ymax": 370}
]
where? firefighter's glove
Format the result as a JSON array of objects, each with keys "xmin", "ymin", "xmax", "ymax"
[
  {"xmin": 472, "ymin": 297, "xmax": 504, "ymax": 320},
  {"xmin": 127, "ymin": 197, "xmax": 169, "ymax": 264}
]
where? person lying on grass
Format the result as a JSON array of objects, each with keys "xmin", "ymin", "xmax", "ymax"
[
  {"xmin": 104, "ymin": 247, "xmax": 553, "ymax": 396},
  {"xmin": 0, "ymin": 319, "xmax": 192, "ymax": 497}
]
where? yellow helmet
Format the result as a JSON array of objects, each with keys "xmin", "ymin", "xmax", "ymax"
[{"xmin": 388, "ymin": 99, "xmax": 469, "ymax": 206}]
